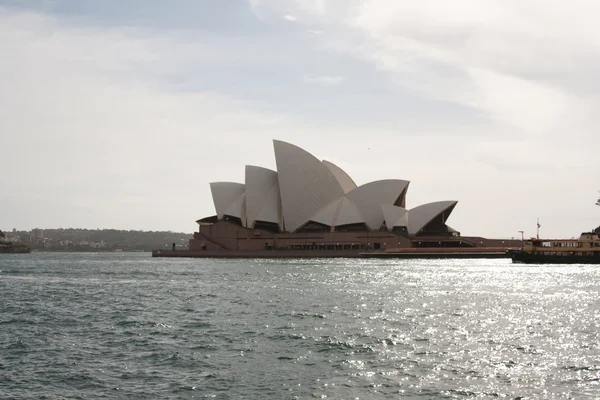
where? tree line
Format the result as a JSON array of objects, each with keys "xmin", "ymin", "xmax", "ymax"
[{"xmin": 9, "ymin": 228, "xmax": 192, "ymax": 251}]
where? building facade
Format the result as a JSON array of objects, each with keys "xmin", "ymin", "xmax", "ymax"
[{"xmin": 184, "ymin": 140, "xmax": 524, "ymax": 255}]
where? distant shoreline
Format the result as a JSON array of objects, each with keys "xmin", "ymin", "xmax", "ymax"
[
  {"xmin": 5, "ymin": 228, "xmax": 192, "ymax": 253},
  {"xmin": 32, "ymin": 249, "xmax": 152, "ymax": 253}
]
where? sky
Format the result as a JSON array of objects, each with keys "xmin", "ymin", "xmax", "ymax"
[{"xmin": 1, "ymin": 0, "xmax": 599, "ymax": 238}]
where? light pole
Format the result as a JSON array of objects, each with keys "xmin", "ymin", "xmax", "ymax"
[{"xmin": 518, "ymin": 230, "xmax": 524, "ymax": 241}]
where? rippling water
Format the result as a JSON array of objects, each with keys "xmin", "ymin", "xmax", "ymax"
[{"xmin": 1, "ymin": 253, "xmax": 599, "ymax": 399}]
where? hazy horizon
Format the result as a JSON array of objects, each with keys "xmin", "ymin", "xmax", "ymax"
[
  {"xmin": 2, "ymin": 1, "xmax": 599, "ymax": 238},
  {"xmin": 2, "ymin": 227, "xmax": 193, "ymax": 234}
]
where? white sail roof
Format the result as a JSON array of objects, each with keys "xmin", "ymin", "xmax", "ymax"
[
  {"xmin": 245, "ymin": 165, "xmax": 281, "ymax": 228},
  {"xmin": 223, "ymin": 193, "xmax": 247, "ymax": 227},
  {"xmin": 334, "ymin": 197, "xmax": 365, "ymax": 227},
  {"xmin": 210, "ymin": 182, "xmax": 245, "ymax": 220},
  {"xmin": 254, "ymin": 186, "xmax": 282, "ymax": 228},
  {"xmin": 407, "ymin": 201, "xmax": 457, "ymax": 235},
  {"xmin": 346, "ymin": 179, "xmax": 410, "ymax": 230},
  {"xmin": 381, "ymin": 204, "xmax": 408, "ymax": 230},
  {"xmin": 273, "ymin": 140, "xmax": 345, "ymax": 232},
  {"xmin": 308, "ymin": 196, "xmax": 365, "ymax": 228},
  {"xmin": 322, "ymin": 160, "xmax": 357, "ymax": 194},
  {"xmin": 308, "ymin": 197, "xmax": 342, "ymax": 227},
  {"xmin": 205, "ymin": 141, "xmax": 458, "ymax": 235}
]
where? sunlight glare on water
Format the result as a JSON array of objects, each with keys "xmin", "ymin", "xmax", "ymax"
[{"xmin": 1, "ymin": 253, "xmax": 599, "ymax": 399}]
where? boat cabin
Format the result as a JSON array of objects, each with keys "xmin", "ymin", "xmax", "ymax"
[{"xmin": 523, "ymin": 232, "xmax": 600, "ymax": 256}]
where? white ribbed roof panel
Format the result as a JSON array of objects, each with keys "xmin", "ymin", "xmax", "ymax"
[
  {"xmin": 407, "ymin": 201, "xmax": 457, "ymax": 235},
  {"xmin": 322, "ymin": 160, "xmax": 357, "ymax": 194},
  {"xmin": 273, "ymin": 140, "xmax": 345, "ymax": 232},
  {"xmin": 334, "ymin": 197, "xmax": 365, "ymax": 227},
  {"xmin": 209, "ymin": 182, "xmax": 245, "ymax": 220},
  {"xmin": 254, "ymin": 185, "xmax": 283, "ymax": 229},
  {"xmin": 245, "ymin": 165, "xmax": 281, "ymax": 228},
  {"xmin": 346, "ymin": 179, "xmax": 410, "ymax": 230},
  {"xmin": 224, "ymin": 193, "xmax": 247, "ymax": 227},
  {"xmin": 381, "ymin": 204, "xmax": 408, "ymax": 231},
  {"xmin": 309, "ymin": 197, "xmax": 342, "ymax": 227}
]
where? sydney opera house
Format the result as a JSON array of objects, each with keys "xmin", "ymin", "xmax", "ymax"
[{"xmin": 179, "ymin": 140, "xmax": 519, "ymax": 258}]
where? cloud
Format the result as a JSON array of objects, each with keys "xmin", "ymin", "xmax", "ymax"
[
  {"xmin": 249, "ymin": 0, "xmax": 341, "ymax": 24},
  {"xmin": 303, "ymin": 74, "xmax": 344, "ymax": 85},
  {"xmin": 0, "ymin": 7, "xmax": 295, "ymax": 232},
  {"xmin": 342, "ymin": 1, "xmax": 595, "ymax": 136},
  {"xmin": 3, "ymin": 2, "xmax": 600, "ymax": 238},
  {"xmin": 282, "ymin": 14, "xmax": 296, "ymax": 21},
  {"xmin": 246, "ymin": 0, "xmax": 600, "ymax": 238},
  {"xmin": 250, "ymin": 1, "xmax": 599, "ymax": 135}
]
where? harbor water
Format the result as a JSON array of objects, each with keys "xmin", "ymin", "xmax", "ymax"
[{"xmin": 1, "ymin": 253, "xmax": 599, "ymax": 399}]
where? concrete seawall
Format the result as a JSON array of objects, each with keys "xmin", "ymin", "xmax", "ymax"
[
  {"xmin": 152, "ymin": 247, "xmax": 516, "ymax": 259},
  {"xmin": 152, "ymin": 249, "xmax": 361, "ymax": 258}
]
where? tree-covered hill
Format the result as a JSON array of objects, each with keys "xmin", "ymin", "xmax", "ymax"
[{"xmin": 7, "ymin": 228, "xmax": 192, "ymax": 251}]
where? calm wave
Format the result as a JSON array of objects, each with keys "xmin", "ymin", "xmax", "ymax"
[{"xmin": 1, "ymin": 253, "xmax": 599, "ymax": 399}]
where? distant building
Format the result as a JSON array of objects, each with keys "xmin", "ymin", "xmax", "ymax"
[
  {"xmin": 186, "ymin": 140, "xmax": 521, "ymax": 254},
  {"xmin": 31, "ymin": 228, "xmax": 44, "ymax": 239},
  {"xmin": 30, "ymin": 228, "xmax": 44, "ymax": 245},
  {"xmin": 202, "ymin": 140, "xmax": 457, "ymax": 234}
]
